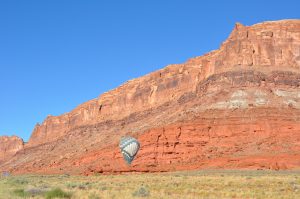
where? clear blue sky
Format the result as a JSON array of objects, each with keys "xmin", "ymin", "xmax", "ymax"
[{"xmin": 0, "ymin": 0, "xmax": 299, "ymax": 141}]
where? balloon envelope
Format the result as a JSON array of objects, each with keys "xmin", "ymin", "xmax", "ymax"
[{"xmin": 119, "ymin": 136, "xmax": 140, "ymax": 164}]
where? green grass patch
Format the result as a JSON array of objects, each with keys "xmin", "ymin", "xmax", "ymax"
[
  {"xmin": 45, "ymin": 188, "xmax": 71, "ymax": 199},
  {"xmin": 13, "ymin": 189, "xmax": 28, "ymax": 197}
]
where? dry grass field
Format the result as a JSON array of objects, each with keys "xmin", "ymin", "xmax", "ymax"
[{"xmin": 0, "ymin": 170, "xmax": 300, "ymax": 199}]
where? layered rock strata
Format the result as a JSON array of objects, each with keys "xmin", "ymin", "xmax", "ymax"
[
  {"xmin": 0, "ymin": 136, "xmax": 24, "ymax": 164},
  {"xmin": 0, "ymin": 19, "xmax": 299, "ymax": 174}
]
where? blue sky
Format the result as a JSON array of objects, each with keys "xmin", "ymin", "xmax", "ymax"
[{"xmin": 0, "ymin": 0, "xmax": 299, "ymax": 141}]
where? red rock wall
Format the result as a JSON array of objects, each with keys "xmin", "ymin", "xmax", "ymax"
[
  {"xmin": 27, "ymin": 20, "xmax": 300, "ymax": 147},
  {"xmin": 1, "ymin": 20, "xmax": 300, "ymax": 174},
  {"xmin": 188, "ymin": 20, "xmax": 300, "ymax": 76},
  {"xmin": 0, "ymin": 136, "xmax": 24, "ymax": 163},
  {"xmin": 77, "ymin": 108, "xmax": 300, "ymax": 174}
]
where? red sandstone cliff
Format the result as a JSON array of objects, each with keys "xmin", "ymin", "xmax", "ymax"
[
  {"xmin": 0, "ymin": 136, "xmax": 24, "ymax": 164},
  {"xmin": 0, "ymin": 19, "xmax": 299, "ymax": 174}
]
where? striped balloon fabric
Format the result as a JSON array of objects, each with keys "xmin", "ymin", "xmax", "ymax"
[{"xmin": 119, "ymin": 136, "xmax": 140, "ymax": 165}]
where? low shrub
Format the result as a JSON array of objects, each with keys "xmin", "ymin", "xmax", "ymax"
[
  {"xmin": 132, "ymin": 186, "xmax": 150, "ymax": 197},
  {"xmin": 25, "ymin": 187, "xmax": 46, "ymax": 196},
  {"xmin": 9, "ymin": 178, "xmax": 28, "ymax": 185},
  {"xmin": 13, "ymin": 189, "xmax": 28, "ymax": 197},
  {"xmin": 44, "ymin": 188, "xmax": 71, "ymax": 199},
  {"xmin": 13, "ymin": 187, "xmax": 46, "ymax": 197}
]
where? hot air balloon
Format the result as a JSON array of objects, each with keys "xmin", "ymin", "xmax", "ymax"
[{"xmin": 119, "ymin": 136, "xmax": 140, "ymax": 165}]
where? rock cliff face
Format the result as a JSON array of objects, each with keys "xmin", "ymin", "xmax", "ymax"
[
  {"xmin": 0, "ymin": 19, "xmax": 299, "ymax": 174},
  {"xmin": 0, "ymin": 136, "xmax": 24, "ymax": 164},
  {"xmin": 28, "ymin": 20, "xmax": 300, "ymax": 146}
]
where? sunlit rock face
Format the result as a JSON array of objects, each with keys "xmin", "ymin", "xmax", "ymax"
[
  {"xmin": 1, "ymin": 20, "xmax": 300, "ymax": 175},
  {"xmin": 0, "ymin": 136, "xmax": 24, "ymax": 164}
]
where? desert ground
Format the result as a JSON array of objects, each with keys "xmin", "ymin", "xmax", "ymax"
[{"xmin": 0, "ymin": 170, "xmax": 299, "ymax": 199}]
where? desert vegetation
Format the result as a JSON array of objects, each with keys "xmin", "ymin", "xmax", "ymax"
[{"xmin": 0, "ymin": 170, "xmax": 299, "ymax": 198}]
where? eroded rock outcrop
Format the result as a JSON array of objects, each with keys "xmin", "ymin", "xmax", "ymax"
[
  {"xmin": 0, "ymin": 19, "xmax": 299, "ymax": 174},
  {"xmin": 0, "ymin": 136, "xmax": 24, "ymax": 164}
]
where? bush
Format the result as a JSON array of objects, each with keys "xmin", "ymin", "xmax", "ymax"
[
  {"xmin": 25, "ymin": 188, "xmax": 46, "ymax": 196},
  {"xmin": 13, "ymin": 187, "xmax": 46, "ymax": 197},
  {"xmin": 45, "ymin": 188, "xmax": 71, "ymax": 199},
  {"xmin": 9, "ymin": 178, "xmax": 28, "ymax": 185},
  {"xmin": 66, "ymin": 182, "xmax": 89, "ymax": 189},
  {"xmin": 132, "ymin": 186, "xmax": 150, "ymax": 197},
  {"xmin": 13, "ymin": 189, "xmax": 28, "ymax": 197}
]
